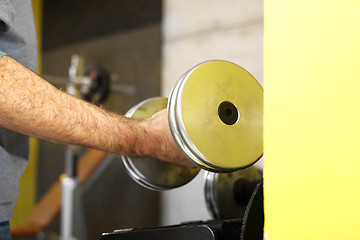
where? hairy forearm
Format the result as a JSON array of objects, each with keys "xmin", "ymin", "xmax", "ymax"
[
  {"xmin": 0, "ymin": 55, "xmax": 151, "ymax": 157},
  {"xmin": 0, "ymin": 55, "xmax": 195, "ymax": 168}
]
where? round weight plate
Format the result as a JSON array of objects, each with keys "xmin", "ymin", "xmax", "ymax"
[
  {"xmin": 168, "ymin": 73, "xmax": 215, "ymax": 171},
  {"xmin": 121, "ymin": 97, "xmax": 200, "ymax": 191},
  {"xmin": 168, "ymin": 72, "xmax": 219, "ymax": 172},
  {"xmin": 204, "ymin": 166, "xmax": 261, "ymax": 219},
  {"xmin": 169, "ymin": 60, "xmax": 263, "ymax": 171}
]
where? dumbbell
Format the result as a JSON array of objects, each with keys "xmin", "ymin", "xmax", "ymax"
[
  {"xmin": 204, "ymin": 165, "xmax": 262, "ymax": 219},
  {"xmin": 121, "ymin": 60, "xmax": 263, "ymax": 190}
]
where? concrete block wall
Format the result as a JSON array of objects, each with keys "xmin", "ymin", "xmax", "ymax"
[{"xmin": 160, "ymin": 0, "xmax": 264, "ymax": 225}]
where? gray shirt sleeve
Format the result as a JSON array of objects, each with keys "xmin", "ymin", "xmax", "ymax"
[
  {"xmin": 0, "ymin": 0, "xmax": 37, "ymax": 71},
  {"xmin": 0, "ymin": 0, "xmax": 38, "ymax": 222},
  {"xmin": 0, "ymin": 0, "xmax": 14, "ymax": 58},
  {"xmin": 0, "ymin": 0, "xmax": 37, "ymax": 158}
]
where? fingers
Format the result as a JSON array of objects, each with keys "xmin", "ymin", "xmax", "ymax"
[{"xmin": 151, "ymin": 108, "xmax": 166, "ymax": 119}]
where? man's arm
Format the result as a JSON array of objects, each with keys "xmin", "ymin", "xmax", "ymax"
[{"xmin": 0, "ymin": 55, "xmax": 196, "ymax": 168}]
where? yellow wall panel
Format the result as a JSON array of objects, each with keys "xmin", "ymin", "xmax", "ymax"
[{"xmin": 264, "ymin": 0, "xmax": 360, "ymax": 239}]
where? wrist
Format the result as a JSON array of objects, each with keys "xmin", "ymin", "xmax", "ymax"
[
  {"xmin": 122, "ymin": 118, "xmax": 160, "ymax": 159},
  {"xmin": 139, "ymin": 118, "xmax": 163, "ymax": 159}
]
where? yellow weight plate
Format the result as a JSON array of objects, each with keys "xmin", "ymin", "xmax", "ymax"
[
  {"xmin": 121, "ymin": 97, "xmax": 200, "ymax": 190},
  {"xmin": 168, "ymin": 74, "xmax": 215, "ymax": 171},
  {"xmin": 169, "ymin": 74, "xmax": 220, "ymax": 172},
  {"xmin": 175, "ymin": 60, "xmax": 263, "ymax": 171}
]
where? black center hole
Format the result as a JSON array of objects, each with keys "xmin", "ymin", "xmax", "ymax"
[
  {"xmin": 218, "ymin": 101, "xmax": 239, "ymax": 125},
  {"xmin": 225, "ymin": 109, "xmax": 233, "ymax": 117}
]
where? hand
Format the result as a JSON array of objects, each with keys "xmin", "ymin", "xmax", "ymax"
[{"xmin": 146, "ymin": 109, "xmax": 198, "ymax": 169}]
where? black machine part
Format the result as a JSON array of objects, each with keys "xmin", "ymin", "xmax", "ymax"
[
  {"xmin": 100, "ymin": 219, "xmax": 241, "ymax": 240},
  {"xmin": 100, "ymin": 181, "xmax": 263, "ymax": 240},
  {"xmin": 82, "ymin": 64, "xmax": 110, "ymax": 105},
  {"xmin": 240, "ymin": 180, "xmax": 264, "ymax": 240}
]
